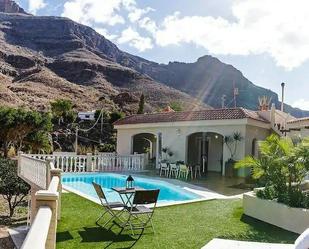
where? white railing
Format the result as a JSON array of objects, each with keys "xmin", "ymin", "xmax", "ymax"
[
  {"xmin": 19, "ymin": 156, "xmax": 62, "ymax": 249},
  {"xmin": 26, "ymin": 152, "xmax": 146, "ymax": 173},
  {"xmin": 21, "ymin": 206, "xmax": 52, "ymax": 249},
  {"xmin": 18, "ymin": 154, "xmax": 50, "ymax": 189}
]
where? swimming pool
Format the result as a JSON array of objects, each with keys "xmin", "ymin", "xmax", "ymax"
[{"xmin": 62, "ymin": 173, "xmax": 201, "ymax": 203}]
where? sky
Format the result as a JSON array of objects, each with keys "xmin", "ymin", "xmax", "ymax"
[{"xmin": 16, "ymin": 0, "xmax": 309, "ymax": 110}]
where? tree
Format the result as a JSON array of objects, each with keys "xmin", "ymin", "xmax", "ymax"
[
  {"xmin": 109, "ymin": 111, "xmax": 125, "ymax": 124},
  {"xmin": 224, "ymin": 132, "xmax": 243, "ymax": 160},
  {"xmin": 24, "ymin": 131, "xmax": 52, "ymax": 154},
  {"xmin": 0, "ymin": 158, "xmax": 30, "ymax": 217},
  {"xmin": 137, "ymin": 94, "xmax": 145, "ymax": 114},
  {"xmin": 0, "ymin": 107, "xmax": 53, "ymax": 157},
  {"xmin": 50, "ymin": 99, "xmax": 75, "ymax": 125},
  {"xmin": 169, "ymin": 101, "xmax": 183, "ymax": 112},
  {"xmin": 235, "ymin": 134, "xmax": 309, "ymax": 208}
]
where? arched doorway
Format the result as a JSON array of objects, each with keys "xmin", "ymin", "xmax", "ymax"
[
  {"xmin": 187, "ymin": 132, "xmax": 223, "ymax": 175},
  {"xmin": 132, "ymin": 133, "xmax": 157, "ymax": 166}
]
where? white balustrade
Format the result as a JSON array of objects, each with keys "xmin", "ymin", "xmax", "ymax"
[
  {"xmin": 23, "ymin": 152, "xmax": 146, "ymax": 174},
  {"xmin": 19, "ymin": 154, "xmax": 49, "ymax": 189}
]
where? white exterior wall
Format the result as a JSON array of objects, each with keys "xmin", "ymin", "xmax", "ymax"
[
  {"xmin": 115, "ymin": 118, "xmax": 270, "ymax": 176},
  {"xmin": 207, "ymin": 134, "xmax": 223, "ymax": 172},
  {"xmin": 241, "ymin": 123, "xmax": 271, "ymax": 177}
]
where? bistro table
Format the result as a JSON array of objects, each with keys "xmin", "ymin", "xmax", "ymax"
[{"xmin": 112, "ymin": 187, "xmax": 144, "ymax": 207}]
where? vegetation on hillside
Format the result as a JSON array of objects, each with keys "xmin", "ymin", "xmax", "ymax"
[{"xmin": 0, "ymin": 107, "xmax": 52, "ymax": 157}]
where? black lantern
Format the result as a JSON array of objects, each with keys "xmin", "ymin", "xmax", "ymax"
[{"xmin": 126, "ymin": 175, "xmax": 134, "ymax": 189}]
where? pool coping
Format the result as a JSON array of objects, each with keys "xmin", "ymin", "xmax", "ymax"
[{"xmin": 62, "ymin": 172, "xmax": 243, "ymax": 208}]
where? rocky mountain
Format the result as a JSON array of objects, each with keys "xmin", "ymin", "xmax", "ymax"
[
  {"xmin": 131, "ymin": 56, "xmax": 309, "ymax": 117},
  {"xmin": 0, "ymin": 4, "xmax": 205, "ymax": 113},
  {"xmin": 0, "ymin": 0, "xmax": 27, "ymax": 14},
  {"xmin": 0, "ymin": 0, "xmax": 307, "ymax": 117}
]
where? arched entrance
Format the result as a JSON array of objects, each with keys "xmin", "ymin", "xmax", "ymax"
[
  {"xmin": 132, "ymin": 133, "xmax": 157, "ymax": 166},
  {"xmin": 186, "ymin": 132, "xmax": 223, "ymax": 175}
]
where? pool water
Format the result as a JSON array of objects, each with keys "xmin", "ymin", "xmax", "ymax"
[{"xmin": 62, "ymin": 173, "xmax": 201, "ymax": 203}]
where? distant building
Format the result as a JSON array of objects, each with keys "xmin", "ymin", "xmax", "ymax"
[{"xmin": 78, "ymin": 111, "xmax": 96, "ymax": 121}]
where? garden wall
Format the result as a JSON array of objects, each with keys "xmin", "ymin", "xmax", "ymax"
[{"xmin": 243, "ymin": 192, "xmax": 309, "ymax": 234}]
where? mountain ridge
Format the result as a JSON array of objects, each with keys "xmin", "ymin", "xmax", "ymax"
[{"xmin": 0, "ymin": 0, "xmax": 307, "ymax": 117}]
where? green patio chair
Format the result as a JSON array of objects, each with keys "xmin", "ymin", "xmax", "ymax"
[{"xmin": 178, "ymin": 164, "xmax": 191, "ymax": 180}]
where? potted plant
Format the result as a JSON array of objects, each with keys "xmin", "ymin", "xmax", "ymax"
[
  {"xmin": 235, "ymin": 134, "xmax": 309, "ymax": 233},
  {"xmin": 224, "ymin": 132, "xmax": 243, "ymax": 177},
  {"xmin": 161, "ymin": 147, "xmax": 174, "ymax": 163}
]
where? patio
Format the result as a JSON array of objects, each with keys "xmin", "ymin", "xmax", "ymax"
[
  {"xmin": 56, "ymin": 193, "xmax": 297, "ymax": 249},
  {"xmin": 140, "ymin": 170, "xmax": 249, "ymax": 197}
]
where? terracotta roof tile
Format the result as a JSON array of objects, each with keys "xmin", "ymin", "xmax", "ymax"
[
  {"xmin": 287, "ymin": 117, "xmax": 309, "ymax": 124},
  {"xmin": 114, "ymin": 108, "xmax": 269, "ymax": 125}
]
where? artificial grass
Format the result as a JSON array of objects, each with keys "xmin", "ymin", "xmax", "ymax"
[{"xmin": 56, "ymin": 193, "xmax": 298, "ymax": 249}]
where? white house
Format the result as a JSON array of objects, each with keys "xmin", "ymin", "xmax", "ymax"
[
  {"xmin": 78, "ymin": 111, "xmax": 96, "ymax": 121},
  {"xmin": 114, "ymin": 104, "xmax": 309, "ymax": 178}
]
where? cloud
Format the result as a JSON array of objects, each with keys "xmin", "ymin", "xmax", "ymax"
[
  {"xmin": 94, "ymin": 28, "xmax": 118, "ymax": 40},
  {"xmin": 62, "ymin": 0, "xmax": 125, "ymax": 26},
  {"xmin": 117, "ymin": 27, "xmax": 153, "ymax": 51},
  {"xmin": 61, "ymin": 0, "xmax": 155, "ymax": 52},
  {"xmin": 128, "ymin": 7, "xmax": 154, "ymax": 22},
  {"xmin": 28, "ymin": 0, "xmax": 46, "ymax": 14},
  {"xmin": 138, "ymin": 17, "xmax": 157, "ymax": 34},
  {"xmin": 293, "ymin": 99, "xmax": 309, "ymax": 110},
  {"xmin": 155, "ymin": 0, "xmax": 309, "ymax": 70}
]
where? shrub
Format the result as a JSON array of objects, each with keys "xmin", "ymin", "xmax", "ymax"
[
  {"xmin": 0, "ymin": 158, "xmax": 30, "ymax": 217},
  {"xmin": 235, "ymin": 134, "xmax": 309, "ymax": 208},
  {"xmin": 256, "ymin": 186, "xmax": 277, "ymax": 200}
]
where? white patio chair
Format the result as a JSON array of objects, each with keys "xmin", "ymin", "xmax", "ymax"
[
  {"xmin": 159, "ymin": 163, "xmax": 169, "ymax": 177},
  {"xmin": 202, "ymin": 228, "xmax": 309, "ymax": 249},
  {"xmin": 202, "ymin": 239, "xmax": 293, "ymax": 249},
  {"xmin": 169, "ymin": 163, "xmax": 179, "ymax": 178}
]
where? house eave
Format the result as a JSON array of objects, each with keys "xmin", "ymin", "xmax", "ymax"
[{"xmin": 114, "ymin": 118, "xmax": 270, "ymax": 130}]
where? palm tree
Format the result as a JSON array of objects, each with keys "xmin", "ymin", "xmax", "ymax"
[
  {"xmin": 224, "ymin": 131, "xmax": 243, "ymax": 160},
  {"xmin": 235, "ymin": 134, "xmax": 309, "ymax": 207}
]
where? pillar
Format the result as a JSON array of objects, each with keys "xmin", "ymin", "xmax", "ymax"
[
  {"xmin": 86, "ymin": 153, "xmax": 93, "ymax": 172},
  {"xmin": 35, "ymin": 191, "xmax": 59, "ymax": 249},
  {"xmin": 50, "ymin": 169, "xmax": 62, "ymax": 220}
]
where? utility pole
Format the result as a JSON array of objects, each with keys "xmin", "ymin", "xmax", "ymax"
[
  {"xmin": 233, "ymin": 80, "xmax": 238, "ymax": 108},
  {"xmin": 75, "ymin": 126, "xmax": 78, "ymax": 154},
  {"xmin": 221, "ymin": 95, "xmax": 226, "ymax": 108},
  {"xmin": 281, "ymin": 82, "xmax": 285, "ymax": 112},
  {"xmin": 100, "ymin": 110, "xmax": 104, "ymax": 143}
]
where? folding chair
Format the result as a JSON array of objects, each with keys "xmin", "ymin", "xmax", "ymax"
[
  {"xmin": 159, "ymin": 163, "xmax": 169, "ymax": 176},
  {"xmin": 92, "ymin": 182, "xmax": 126, "ymax": 227},
  {"xmin": 120, "ymin": 189, "xmax": 160, "ymax": 235}
]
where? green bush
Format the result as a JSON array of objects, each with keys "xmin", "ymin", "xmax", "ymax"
[
  {"xmin": 0, "ymin": 158, "xmax": 30, "ymax": 217},
  {"xmin": 302, "ymin": 193, "xmax": 309, "ymax": 209},
  {"xmin": 235, "ymin": 134, "xmax": 309, "ymax": 208},
  {"xmin": 256, "ymin": 186, "xmax": 277, "ymax": 200}
]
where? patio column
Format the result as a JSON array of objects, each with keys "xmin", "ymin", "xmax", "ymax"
[
  {"xmin": 35, "ymin": 191, "xmax": 59, "ymax": 249},
  {"xmin": 50, "ymin": 169, "xmax": 62, "ymax": 220},
  {"xmin": 156, "ymin": 132, "xmax": 162, "ymax": 169},
  {"xmin": 222, "ymin": 143, "xmax": 229, "ymax": 176}
]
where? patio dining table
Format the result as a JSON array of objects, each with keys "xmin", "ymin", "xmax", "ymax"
[{"xmin": 112, "ymin": 187, "xmax": 144, "ymax": 207}]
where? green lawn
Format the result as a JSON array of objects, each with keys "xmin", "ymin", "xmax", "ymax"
[{"xmin": 57, "ymin": 193, "xmax": 297, "ymax": 249}]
